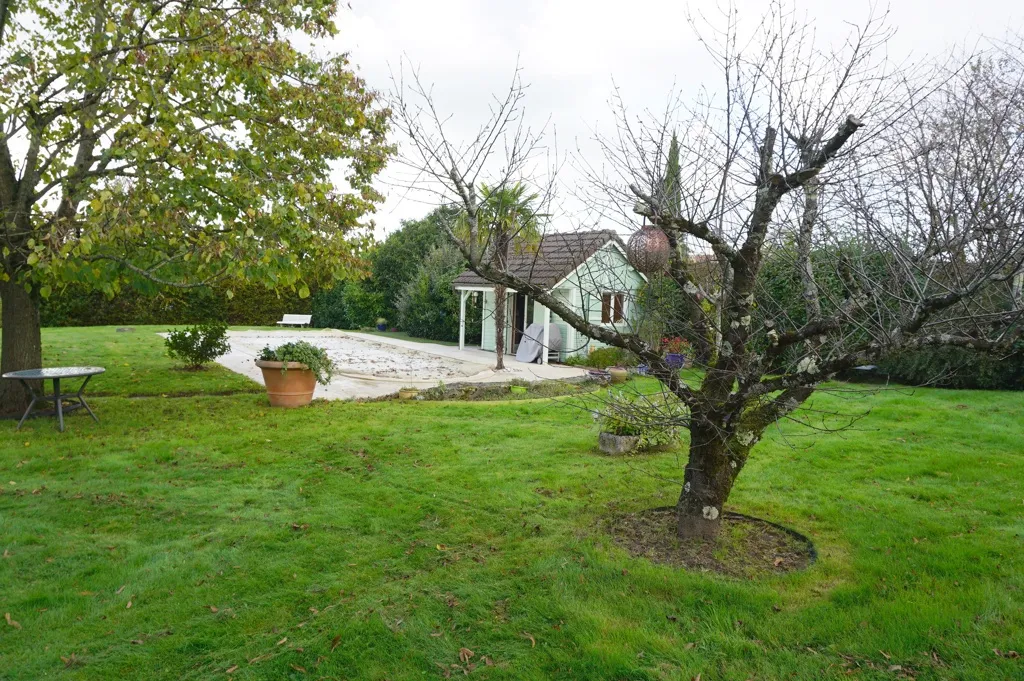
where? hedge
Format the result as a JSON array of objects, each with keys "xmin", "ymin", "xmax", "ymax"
[{"xmin": 39, "ymin": 281, "xmax": 315, "ymax": 327}]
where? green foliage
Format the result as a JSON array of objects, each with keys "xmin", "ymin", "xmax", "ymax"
[
  {"xmin": 635, "ymin": 274, "xmax": 693, "ymax": 349},
  {"xmin": 369, "ymin": 207, "xmax": 458, "ymax": 314},
  {"xmin": 39, "ymin": 281, "xmax": 313, "ymax": 327},
  {"xmin": 877, "ymin": 343, "xmax": 1024, "ymax": 390},
  {"xmin": 395, "ymin": 245, "xmax": 480, "ymax": 342},
  {"xmin": 258, "ymin": 341, "xmax": 335, "ymax": 386},
  {"xmin": 565, "ymin": 346, "xmax": 639, "ymax": 369},
  {"xmin": 2, "ymin": 0, "xmax": 390, "ymax": 303},
  {"xmin": 164, "ymin": 323, "xmax": 231, "ymax": 369},
  {"xmin": 754, "ymin": 242, "xmax": 891, "ymax": 370},
  {"xmin": 310, "ymin": 281, "xmax": 384, "ymax": 330},
  {"xmin": 598, "ymin": 390, "xmax": 684, "ymax": 448}
]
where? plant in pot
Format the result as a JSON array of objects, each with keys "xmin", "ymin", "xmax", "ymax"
[
  {"xmin": 661, "ymin": 336, "xmax": 691, "ymax": 370},
  {"xmin": 608, "ymin": 366, "xmax": 629, "ymax": 384},
  {"xmin": 255, "ymin": 341, "xmax": 335, "ymax": 407},
  {"xmin": 376, "ymin": 318, "xmax": 388, "ymax": 332},
  {"xmin": 597, "ymin": 411, "xmax": 642, "ymax": 455},
  {"xmin": 398, "ymin": 386, "xmax": 420, "ymax": 400}
]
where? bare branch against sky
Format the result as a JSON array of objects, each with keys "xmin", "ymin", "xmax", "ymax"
[{"xmin": 331, "ymin": 0, "xmax": 1022, "ymax": 236}]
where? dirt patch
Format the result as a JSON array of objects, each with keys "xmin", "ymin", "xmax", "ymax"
[{"xmin": 607, "ymin": 507, "xmax": 815, "ymax": 578}]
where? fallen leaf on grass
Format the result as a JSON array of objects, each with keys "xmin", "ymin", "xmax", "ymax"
[
  {"xmin": 290, "ymin": 664, "xmax": 306, "ymax": 673},
  {"xmin": 773, "ymin": 558, "xmax": 784, "ymax": 567},
  {"xmin": 880, "ymin": 650, "xmax": 891, "ymax": 660},
  {"xmin": 5, "ymin": 613, "xmax": 21, "ymax": 629},
  {"xmin": 131, "ymin": 639, "xmax": 144, "ymax": 645},
  {"xmin": 521, "ymin": 631, "xmax": 536, "ymax": 647},
  {"xmin": 483, "ymin": 656, "xmax": 494, "ymax": 666},
  {"xmin": 208, "ymin": 605, "xmax": 218, "ymax": 613},
  {"xmin": 331, "ymin": 634, "xmax": 342, "ymax": 651},
  {"xmin": 458, "ymin": 648, "xmax": 474, "ymax": 663},
  {"xmin": 226, "ymin": 665, "xmax": 239, "ymax": 674},
  {"xmin": 115, "ymin": 585, "xmax": 126, "ymax": 595},
  {"xmin": 126, "ymin": 600, "xmax": 132, "ymax": 609},
  {"xmin": 276, "ymin": 637, "xmax": 287, "ymax": 646}
]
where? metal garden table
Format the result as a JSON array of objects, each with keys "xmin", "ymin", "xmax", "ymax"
[{"xmin": 2, "ymin": 367, "xmax": 105, "ymax": 432}]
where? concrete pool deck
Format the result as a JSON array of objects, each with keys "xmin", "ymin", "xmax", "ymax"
[{"xmin": 215, "ymin": 329, "xmax": 587, "ymax": 400}]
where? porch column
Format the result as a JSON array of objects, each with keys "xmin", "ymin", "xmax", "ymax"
[
  {"xmin": 541, "ymin": 305, "xmax": 551, "ymax": 365},
  {"xmin": 458, "ymin": 290, "xmax": 468, "ymax": 351}
]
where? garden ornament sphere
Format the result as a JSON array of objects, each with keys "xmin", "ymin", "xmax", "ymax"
[{"xmin": 626, "ymin": 224, "xmax": 671, "ymax": 274}]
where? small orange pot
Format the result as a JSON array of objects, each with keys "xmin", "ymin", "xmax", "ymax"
[{"xmin": 256, "ymin": 360, "xmax": 317, "ymax": 407}]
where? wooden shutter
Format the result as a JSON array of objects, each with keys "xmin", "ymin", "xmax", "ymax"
[
  {"xmin": 601, "ymin": 293, "xmax": 612, "ymax": 323},
  {"xmin": 614, "ymin": 293, "xmax": 625, "ymax": 322}
]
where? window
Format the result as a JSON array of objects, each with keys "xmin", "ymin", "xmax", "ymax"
[{"xmin": 601, "ymin": 292, "xmax": 625, "ymax": 323}]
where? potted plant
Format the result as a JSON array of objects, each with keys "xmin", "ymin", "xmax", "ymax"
[
  {"xmin": 608, "ymin": 366, "xmax": 629, "ymax": 384},
  {"xmin": 597, "ymin": 413, "xmax": 642, "ymax": 455},
  {"xmin": 376, "ymin": 318, "xmax": 388, "ymax": 332},
  {"xmin": 255, "ymin": 341, "xmax": 335, "ymax": 408},
  {"xmin": 661, "ymin": 336, "xmax": 690, "ymax": 370},
  {"xmin": 398, "ymin": 386, "xmax": 420, "ymax": 400},
  {"xmin": 509, "ymin": 384, "xmax": 528, "ymax": 395}
]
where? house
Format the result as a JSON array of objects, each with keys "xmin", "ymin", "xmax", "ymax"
[{"xmin": 452, "ymin": 230, "xmax": 647, "ymax": 363}]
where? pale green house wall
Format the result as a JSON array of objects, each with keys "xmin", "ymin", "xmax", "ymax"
[{"xmin": 471, "ymin": 243, "xmax": 645, "ymax": 361}]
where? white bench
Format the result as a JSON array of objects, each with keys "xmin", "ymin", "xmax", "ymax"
[{"xmin": 276, "ymin": 314, "xmax": 312, "ymax": 327}]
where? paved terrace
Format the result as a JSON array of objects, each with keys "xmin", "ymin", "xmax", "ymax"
[{"xmin": 214, "ymin": 329, "xmax": 587, "ymax": 400}]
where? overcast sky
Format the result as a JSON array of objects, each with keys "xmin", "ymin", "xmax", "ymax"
[{"xmin": 328, "ymin": 1, "xmax": 1020, "ymax": 237}]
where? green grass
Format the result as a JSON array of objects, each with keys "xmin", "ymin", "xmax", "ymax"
[
  {"xmin": 32, "ymin": 326, "xmax": 262, "ymax": 397},
  {"xmin": 1, "ymin": 329, "xmax": 1023, "ymax": 679}
]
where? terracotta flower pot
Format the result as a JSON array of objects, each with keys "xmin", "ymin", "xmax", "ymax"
[
  {"xmin": 608, "ymin": 366, "xmax": 629, "ymax": 384},
  {"xmin": 398, "ymin": 388, "xmax": 419, "ymax": 400},
  {"xmin": 255, "ymin": 360, "xmax": 317, "ymax": 408}
]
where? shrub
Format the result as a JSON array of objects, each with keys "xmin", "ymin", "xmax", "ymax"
[
  {"xmin": 598, "ymin": 391, "xmax": 684, "ymax": 449},
  {"xmin": 41, "ymin": 281, "xmax": 314, "ymax": 327},
  {"xmin": 396, "ymin": 244, "xmax": 480, "ymax": 342},
  {"xmin": 258, "ymin": 341, "xmax": 336, "ymax": 385},
  {"xmin": 164, "ymin": 323, "xmax": 231, "ymax": 369},
  {"xmin": 568, "ymin": 346, "xmax": 639, "ymax": 369},
  {"xmin": 876, "ymin": 343, "xmax": 1024, "ymax": 390},
  {"xmin": 310, "ymin": 281, "xmax": 382, "ymax": 330}
]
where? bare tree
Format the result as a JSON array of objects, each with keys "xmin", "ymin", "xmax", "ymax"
[{"xmin": 393, "ymin": 5, "xmax": 1024, "ymax": 540}]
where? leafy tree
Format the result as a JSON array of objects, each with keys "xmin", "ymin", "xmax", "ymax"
[
  {"xmin": 369, "ymin": 206, "xmax": 459, "ymax": 317},
  {"xmin": 395, "ymin": 244, "xmax": 479, "ymax": 342},
  {"xmin": 0, "ymin": 0, "xmax": 390, "ymax": 411}
]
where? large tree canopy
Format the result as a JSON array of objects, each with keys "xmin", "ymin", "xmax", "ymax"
[{"xmin": 0, "ymin": 0, "xmax": 391, "ymax": 409}]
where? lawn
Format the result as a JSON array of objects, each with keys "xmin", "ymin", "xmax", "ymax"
[
  {"xmin": 0, "ymin": 328, "xmax": 1022, "ymax": 680},
  {"xmin": 34, "ymin": 326, "xmax": 263, "ymax": 397}
]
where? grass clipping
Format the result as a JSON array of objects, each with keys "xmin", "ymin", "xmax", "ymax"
[{"xmin": 608, "ymin": 507, "xmax": 815, "ymax": 578}]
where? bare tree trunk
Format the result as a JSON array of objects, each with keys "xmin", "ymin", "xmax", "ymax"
[
  {"xmin": 796, "ymin": 176, "xmax": 822, "ymax": 329},
  {"xmin": 675, "ymin": 418, "xmax": 743, "ymax": 539},
  {"xmin": 493, "ymin": 285, "xmax": 506, "ymax": 371},
  {"xmin": 0, "ymin": 281, "xmax": 42, "ymax": 415}
]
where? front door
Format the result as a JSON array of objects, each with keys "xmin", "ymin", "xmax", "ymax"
[{"xmin": 507, "ymin": 290, "xmax": 532, "ymax": 350}]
